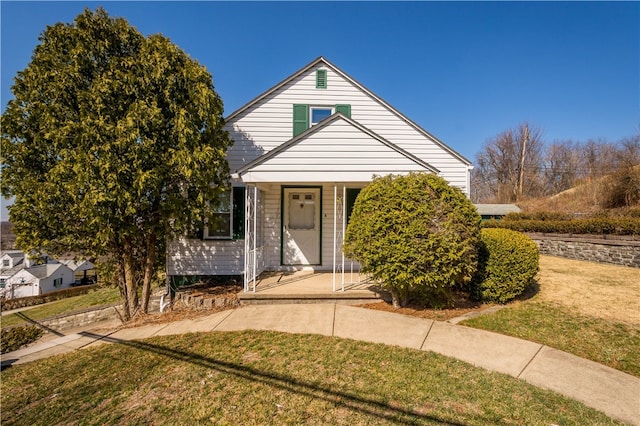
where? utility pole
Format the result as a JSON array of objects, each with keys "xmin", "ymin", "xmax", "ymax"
[{"xmin": 518, "ymin": 123, "xmax": 529, "ymax": 201}]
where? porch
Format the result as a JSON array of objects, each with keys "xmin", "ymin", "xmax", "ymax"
[{"xmin": 238, "ymin": 270, "xmax": 389, "ymax": 305}]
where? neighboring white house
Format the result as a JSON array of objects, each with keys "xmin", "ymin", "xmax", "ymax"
[
  {"xmin": 1, "ymin": 250, "xmax": 25, "ymax": 270},
  {"xmin": 60, "ymin": 259, "xmax": 97, "ymax": 285},
  {"xmin": 4, "ymin": 263, "xmax": 74, "ymax": 299},
  {"xmin": 167, "ymin": 57, "xmax": 473, "ymax": 291},
  {"xmin": 0, "ymin": 250, "xmax": 26, "ymax": 291}
]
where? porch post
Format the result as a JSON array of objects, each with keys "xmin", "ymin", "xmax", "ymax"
[
  {"xmin": 244, "ymin": 184, "xmax": 258, "ymax": 293},
  {"xmin": 333, "ymin": 184, "xmax": 337, "ymax": 292},
  {"xmin": 332, "ymin": 184, "xmax": 346, "ymax": 292},
  {"xmin": 252, "ymin": 185, "xmax": 257, "ymax": 292},
  {"xmin": 243, "ymin": 185, "xmax": 250, "ymax": 292},
  {"xmin": 341, "ymin": 185, "xmax": 346, "ymax": 292}
]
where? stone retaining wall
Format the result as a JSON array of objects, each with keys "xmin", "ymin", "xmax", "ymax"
[
  {"xmin": 10, "ymin": 298, "xmax": 161, "ymax": 333},
  {"xmin": 527, "ymin": 233, "xmax": 640, "ymax": 268},
  {"xmin": 39, "ymin": 303, "xmax": 124, "ymax": 330}
]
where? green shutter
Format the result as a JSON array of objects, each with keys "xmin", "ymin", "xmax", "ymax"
[
  {"xmin": 316, "ymin": 69, "xmax": 327, "ymax": 89},
  {"xmin": 335, "ymin": 104, "xmax": 351, "ymax": 118},
  {"xmin": 293, "ymin": 104, "xmax": 309, "ymax": 137},
  {"xmin": 232, "ymin": 187, "xmax": 246, "ymax": 239},
  {"xmin": 346, "ymin": 188, "xmax": 361, "ymax": 224}
]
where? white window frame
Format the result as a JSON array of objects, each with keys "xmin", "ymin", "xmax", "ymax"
[
  {"xmin": 2, "ymin": 259, "xmax": 10, "ymax": 268},
  {"xmin": 204, "ymin": 191, "xmax": 233, "ymax": 240},
  {"xmin": 310, "ymin": 106, "xmax": 334, "ymax": 126},
  {"xmin": 53, "ymin": 277, "xmax": 63, "ymax": 288}
]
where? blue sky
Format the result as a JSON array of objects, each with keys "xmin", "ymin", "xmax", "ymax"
[{"xmin": 1, "ymin": 1, "xmax": 639, "ymax": 219}]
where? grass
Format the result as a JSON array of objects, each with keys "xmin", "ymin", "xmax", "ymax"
[
  {"xmin": 0, "ymin": 331, "xmax": 624, "ymax": 425},
  {"xmin": 0, "ymin": 286, "xmax": 121, "ymax": 329},
  {"xmin": 462, "ymin": 299, "xmax": 640, "ymax": 377},
  {"xmin": 461, "ymin": 256, "xmax": 640, "ymax": 377}
]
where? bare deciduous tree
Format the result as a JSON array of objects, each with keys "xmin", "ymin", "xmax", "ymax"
[{"xmin": 473, "ymin": 123, "xmax": 544, "ymax": 203}]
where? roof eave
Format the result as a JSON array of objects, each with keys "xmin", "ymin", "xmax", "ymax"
[
  {"xmin": 226, "ymin": 56, "xmax": 471, "ymax": 167},
  {"xmin": 236, "ymin": 113, "xmax": 439, "ymax": 176}
]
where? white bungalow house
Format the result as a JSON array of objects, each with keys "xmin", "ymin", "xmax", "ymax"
[
  {"xmin": 167, "ymin": 57, "xmax": 473, "ymax": 292},
  {"xmin": 4, "ymin": 263, "xmax": 74, "ymax": 299}
]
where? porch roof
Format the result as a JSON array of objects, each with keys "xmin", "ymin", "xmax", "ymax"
[{"xmin": 236, "ymin": 113, "xmax": 439, "ymax": 183}]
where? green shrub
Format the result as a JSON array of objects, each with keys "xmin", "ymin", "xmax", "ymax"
[
  {"xmin": 471, "ymin": 228, "xmax": 539, "ymax": 303},
  {"xmin": 503, "ymin": 212, "xmax": 573, "ymax": 221},
  {"xmin": 344, "ymin": 173, "xmax": 481, "ymax": 308},
  {"xmin": 1, "ymin": 284, "xmax": 101, "ymax": 311},
  {"xmin": 483, "ymin": 217, "xmax": 640, "ymax": 235},
  {"xmin": 1, "ymin": 325, "xmax": 44, "ymax": 354}
]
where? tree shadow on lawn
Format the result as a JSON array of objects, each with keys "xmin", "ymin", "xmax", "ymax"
[{"xmin": 79, "ymin": 332, "xmax": 467, "ymax": 425}]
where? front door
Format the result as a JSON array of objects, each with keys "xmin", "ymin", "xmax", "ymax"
[{"xmin": 282, "ymin": 187, "xmax": 321, "ymax": 265}]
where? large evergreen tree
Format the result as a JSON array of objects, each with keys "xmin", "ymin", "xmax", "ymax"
[{"xmin": 1, "ymin": 8, "xmax": 232, "ymax": 319}]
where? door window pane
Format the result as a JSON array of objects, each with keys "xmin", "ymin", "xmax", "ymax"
[{"xmin": 289, "ymin": 193, "xmax": 315, "ymax": 229}]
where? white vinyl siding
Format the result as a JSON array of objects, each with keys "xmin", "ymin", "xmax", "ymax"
[
  {"xmin": 169, "ymin": 59, "xmax": 471, "ymax": 277},
  {"xmin": 167, "ymin": 239, "xmax": 244, "ymax": 276},
  {"xmin": 241, "ymin": 118, "xmax": 430, "ymax": 183},
  {"xmin": 225, "ymin": 63, "xmax": 469, "ymax": 192}
]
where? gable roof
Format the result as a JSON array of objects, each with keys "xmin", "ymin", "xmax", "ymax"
[
  {"xmin": 474, "ymin": 204, "xmax": 521, "ymax": 216},
  {"xmin": 236, "ymin": 113, "xmax": 440, "ymax": 184},
  {"xmin": 1, "ymin": 250, "xmax": 25, "ymax": 261},
  {"xmin": 27, "ymin": 263, "xmax": 66, "ymax": 280},
  {"xmin": 226, "ymin": 56, "xmax": 471, "ymax": 167},
  {"xmin": 60, "ymin": 259, "xmax": 95, "ymax": 272},
  {"xmin": 237, "ymin": 112, "xmax": 439, "ymax": 177}
]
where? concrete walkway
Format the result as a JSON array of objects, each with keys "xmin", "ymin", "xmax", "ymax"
[{"xmin": 2, "ymin": 304, "xmax": 638, "ymax": 425}]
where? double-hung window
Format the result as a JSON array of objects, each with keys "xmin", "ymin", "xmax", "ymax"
[
  {"xmin": 205, "ymin": 191, "xmax": 232, "ymax": 239},
  {"xmin": 293, "ymin": 104, "xmax": 351, "ymax": 137},
  {"xmin": 310, "ymin": 107, "xmax": 333, "ymax": 125},
  {"xmin": 204, "ymin": 187, "xmax": 246, "ymax": 240},
  {"xmin": 53, "ymin": 277, "xmax": 63, "ymax": 288}
]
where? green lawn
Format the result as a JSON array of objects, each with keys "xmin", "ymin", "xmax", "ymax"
[
  {"xmin": 0, "ymin": 286, "xmax": 121, "ymax": 329},
  {"xmin": 461, "ymin": 300, "xmax": 640, "ymax": 377},
  {"xmin": 0, "ymin": 331, "xmax": 623, "ymax": 425}
]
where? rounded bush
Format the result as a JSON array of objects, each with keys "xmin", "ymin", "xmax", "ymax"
[
  {"xmin": 472, "ymin": 228, "xmax": 539, "ymax": 303},
  {"xmin": 343, "ymin": 173, "xmax": 481, "ymax": 307}
]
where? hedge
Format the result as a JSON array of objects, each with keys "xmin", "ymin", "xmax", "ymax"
[
  {"xmin": 1, "ymin": 284, "xmax": 101, "ymax": 311},
  {"xmin": 483, "ymin": 217, "xmax": 640, "ymax": 236},
  {"xmin": 471, "ymin": 228, "xmax": 539, "ymax": 303}
]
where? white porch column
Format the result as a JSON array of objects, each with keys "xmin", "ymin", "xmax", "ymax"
[
  {"xmin": 244, "ymin": 185, "xmax": 258, "ymax": 292},
  {"xmin": 332, "ymin": 184, "xmax": 346, "ymax": 292}
]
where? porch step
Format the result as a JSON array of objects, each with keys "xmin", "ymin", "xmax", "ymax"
[{"xmin": 237, "ymin": 291, "xmax": 389, "ymax": 305}]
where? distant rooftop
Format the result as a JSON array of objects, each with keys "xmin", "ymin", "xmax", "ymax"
[{"xmin": 474, "ymin": 204, "xmax": 521, "ymax": 216}]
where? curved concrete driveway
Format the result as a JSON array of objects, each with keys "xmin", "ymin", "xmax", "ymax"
[{"xmin": 2, "ymin": 304, "xmax": 638, "ymax": 425}]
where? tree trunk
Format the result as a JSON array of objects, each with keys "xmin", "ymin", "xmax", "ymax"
[
  {"xmin": 141, "ymin": 232, "xmax": 157, "ymax": 314},
  {"xmin": 390, "ymin": 289, "xmax": 408, "ymax": 308},
  {"xmin": 123, "ymin": 236, "xmax": 139, "ymax": 319},
  {"xmin": 116, "ymin": 248, "xmax": 131, "ymax": 321}
]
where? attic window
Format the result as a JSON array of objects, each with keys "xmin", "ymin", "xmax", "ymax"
[
  {"xmin": 316, "ymin": 69, "xmax": 327, "ymax": 89},
  {"xmin": 310, "ymin": 107, "xmax": 333, "ymax": 125}
]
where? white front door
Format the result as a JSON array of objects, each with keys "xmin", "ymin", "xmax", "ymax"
[{"xmin": 283, "ymin": 188, "xmax": 321, "ymax": 265}]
